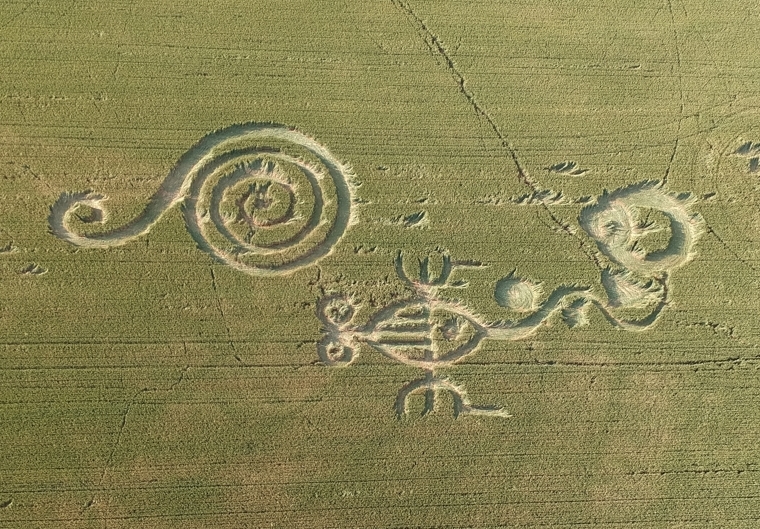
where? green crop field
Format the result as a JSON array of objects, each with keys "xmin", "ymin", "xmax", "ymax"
[{"xmin": 2, "ymin": 0, "xmax": 760, "ymax": 527}]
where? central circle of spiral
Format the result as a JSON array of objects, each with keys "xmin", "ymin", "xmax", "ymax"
[
  {"xmin": 216, "ymin": 160, "xmax": 305, "ymax": 248},
  {"xmin": 237, "ymin": 181, "xmax": 294, "ymax": 229}
]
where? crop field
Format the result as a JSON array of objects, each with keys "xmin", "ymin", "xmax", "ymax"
[{"xmin": 2, "ymin": 0, "xmax": 760, "ymax": 527}]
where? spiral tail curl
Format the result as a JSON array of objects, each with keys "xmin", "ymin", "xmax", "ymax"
[{"xmin": 48, "ymin": 123, "xmax": 356, "ymax": 276}]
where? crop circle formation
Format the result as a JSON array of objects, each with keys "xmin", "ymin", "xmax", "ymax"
[{"xmin": 49, "ymin": 123, "xmax": 354, "ymax": 276}]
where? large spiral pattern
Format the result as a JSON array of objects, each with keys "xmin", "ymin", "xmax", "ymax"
[{"xmin": 49, "ymin": 123, "xmax": 355, "ymax": 276}]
